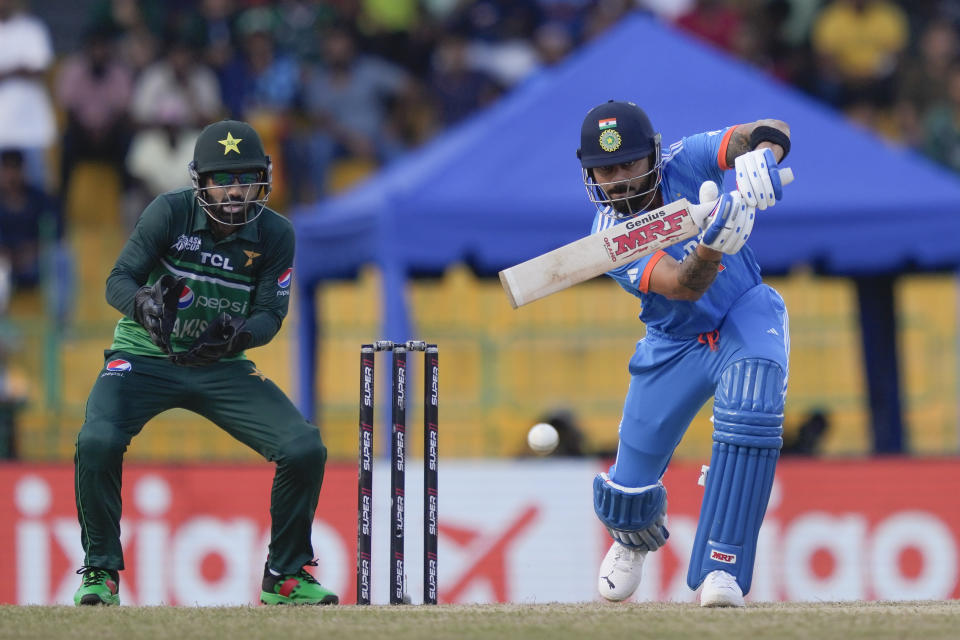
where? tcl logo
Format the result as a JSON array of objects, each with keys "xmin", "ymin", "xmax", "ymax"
[{"xmin": 710, "ymin": 550, "xmax": 737, "ymax": 564}]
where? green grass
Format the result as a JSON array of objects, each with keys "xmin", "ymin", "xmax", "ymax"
[{"xmin": 1, "ymin": 601, "xmax": 958, "ymax": 640}]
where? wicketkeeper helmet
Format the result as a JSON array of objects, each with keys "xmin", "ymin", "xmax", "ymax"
[{"xmin": 189, "ymin": 119, "xmax": 272, "ymax": 226}]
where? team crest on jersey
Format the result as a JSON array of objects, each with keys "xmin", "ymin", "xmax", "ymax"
[
  {"xmin": 102, "ymin": 358, "xmax": 132, "ymax": 378},
  {"xmin": 599, "ymin": 129, "xmax": 622, "ymax": 152},
  {"xmin": 278, "ymin": 268, "xmax": 292, "ymax": 289},
  {"xmin": 178, "ymin": 285, "xmax": 195, "ymax": 309}
]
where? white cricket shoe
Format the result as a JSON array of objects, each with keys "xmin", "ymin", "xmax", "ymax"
[
  {"xmin": 597, "ymin": 541, "xmax": 646, "ymax": 601},
  {"xmin": 699, "ymin": 570, "xmax": 745, "ymax": 608}
]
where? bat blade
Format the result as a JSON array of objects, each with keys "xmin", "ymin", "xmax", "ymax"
[{"xmin": 499, "ymin": 199, "xmax": 701, "ymax": 308}]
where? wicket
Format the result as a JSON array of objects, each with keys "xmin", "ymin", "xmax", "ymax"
[{"xmin": 357, "ymin": 340, "xmax": 438, "ymax": 605}]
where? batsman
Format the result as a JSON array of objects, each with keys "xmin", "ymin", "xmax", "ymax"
[
  {"xmin": 73, "ymin": 120, "xmax": 338, "ymax": 606},
  {"xmin": 583, "ymin": 101, "xmax": 791, "ymax": 607}
]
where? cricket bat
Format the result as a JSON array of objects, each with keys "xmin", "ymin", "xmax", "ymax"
[{"xmin": 499, "ymin": 168, "xmax": 793, "ymax": 308}]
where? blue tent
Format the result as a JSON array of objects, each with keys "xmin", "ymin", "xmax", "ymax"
[{"xmin": 292, "ymin": 12, "xmax": 960, "ymax": 431}]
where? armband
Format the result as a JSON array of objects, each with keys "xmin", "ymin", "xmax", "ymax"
[{"xmin": 749, "ymin": 126, "xmax": 790, "ymax": 160}]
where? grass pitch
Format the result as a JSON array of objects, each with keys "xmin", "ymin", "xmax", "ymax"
[{"xmin": 1, "ymin": 601, "xmax": 958, "ymax": 640}]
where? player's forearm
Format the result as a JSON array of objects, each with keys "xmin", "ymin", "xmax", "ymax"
[
  {"xmin": 105, "ymin": 268, "xmax": 143, "ymax": 319},
  {"xmin": 726, "ymin": 119, "xmax": 790, "ymax": 164},
  {"xmin": 242, "ymin": 310, "xmax": 283, "ymax": 349},
  {"xmin": 677, "ymin": 246, "xmax": 721, "ymax": 297}
]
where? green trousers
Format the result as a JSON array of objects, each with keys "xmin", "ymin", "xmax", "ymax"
[{"xmin": 74, "ymin": 350, "xmax": 327, "ymax": 574}]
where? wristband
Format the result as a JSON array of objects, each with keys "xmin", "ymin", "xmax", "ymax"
[{"xmin": 749, "ymin": 126, "xmax": 790, "ymax": 160}]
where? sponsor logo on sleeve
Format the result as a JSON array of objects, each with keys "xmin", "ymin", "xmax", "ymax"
[{"xmin": 277, "ymin": 268, "xmax": 292, "ymax": 296}]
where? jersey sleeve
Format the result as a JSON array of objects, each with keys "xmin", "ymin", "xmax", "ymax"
[
  {"xmin": 105, "ymin": 195, "xmax": 173, "ymax": 319},
  {"xmin": 606, "ymin": 249, "xmax": 673, "ymax": 297},
  {"xmin": 243, "ymin": 216, "xmax": 295, "ymax": 348},
  {"xmin": 669, "ymin": 127, "xmax": 737, "ymax": 186},
  {"xmin": 603, "ymin": 253, "xmax": 643, "ymax": 297}
]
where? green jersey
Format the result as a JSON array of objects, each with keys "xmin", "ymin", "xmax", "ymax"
[{"xmin": 106, "ymin": 188, "xmax": 294, "ymax": 358}]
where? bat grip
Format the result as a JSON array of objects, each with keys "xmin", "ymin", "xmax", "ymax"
[{"xmin": 777, "ymin": 167, "xmax": 795, "ymax": 186}]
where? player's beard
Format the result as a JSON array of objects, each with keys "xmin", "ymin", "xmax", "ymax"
[
  {"xmin": 608, "ymin": 174, "xmax": 658, "ymax": 216},
  {"xmin": 212, "ymin": 197, "xmax": 248, "ymax": 225}
]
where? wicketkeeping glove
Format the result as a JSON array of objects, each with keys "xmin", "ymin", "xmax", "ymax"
[
  {"xmin": 169, "ymin": 312, "xmax": 252, "ymax": 366},
  {"xmin": 133, "ymin": 275, "xmax": 186, "ymax": 354}
]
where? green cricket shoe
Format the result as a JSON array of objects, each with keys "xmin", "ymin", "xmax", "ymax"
[
  {"xmin": 260, "ymin": 562, "xmax": 339, "ymax": 605},
  {"xmin": 74, "ymin": 567, "xmax": 120, "ymax": 606}
]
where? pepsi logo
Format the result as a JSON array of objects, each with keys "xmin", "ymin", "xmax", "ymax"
[
  {"xmin": 178, "ymin": 285, "xmax": 194, "ymax": 309},
  {"xmin": 277, "ymin": 268, "xmax": 292, "ymax": 289},
  {"xmin": 105, "ymin": 359, "xmax": 132, "ymax": 372}
]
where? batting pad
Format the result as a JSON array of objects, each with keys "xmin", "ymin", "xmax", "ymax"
[
  {"xmin": 686, "ymin": 359, "xmax": 785, "ymax": 595},
  {"xmin": 593, "ymin": 473, "xmax": 669, "ymax": 551}
]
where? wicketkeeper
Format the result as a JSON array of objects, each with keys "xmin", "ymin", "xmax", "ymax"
[{"xmin": 73, "ymin": 120, "xmax": 338, "ymax": 606}]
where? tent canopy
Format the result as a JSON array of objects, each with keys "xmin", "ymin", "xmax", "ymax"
[{"xmin": 291, "ymin": 12, "xmax": 960, "ymax": 419}]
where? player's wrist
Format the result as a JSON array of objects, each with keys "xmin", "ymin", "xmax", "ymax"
[{"xmin": 694, "ymin": 244, "xmax": 723, "ymax": 263}]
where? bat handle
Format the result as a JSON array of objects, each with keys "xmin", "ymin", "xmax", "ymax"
[{"xmin": 777, "ymin": 167, "xmax": 794, "ymax": 186}]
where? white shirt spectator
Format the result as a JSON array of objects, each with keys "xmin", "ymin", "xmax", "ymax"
[
  {"xmin": 127, "ymin": 128, "xmax": 199, "ymax": 197},
  {"xmin": 0, "ymin": 11, "xmax": 56, "ymax": 148},
  {"xmin": 126, "ymin": 97, "xmax": 199, "ymax": 197},
  {"xmin": 130, "ymin": 61, "xmax": 222, "ymax": 128}
]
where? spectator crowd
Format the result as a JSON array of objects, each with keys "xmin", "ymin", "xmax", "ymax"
[{"xmin": 0, "ymin": 0, "xmax": 959, "ymax": 305}]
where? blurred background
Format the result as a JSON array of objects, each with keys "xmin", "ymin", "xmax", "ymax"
[
  {"xmin": 1, "ymin": 0, "xmax": 960, "ymax": 606},
  {"xmin": 1, "ymin": 0, "xmax": 958, "ymax": 463}
]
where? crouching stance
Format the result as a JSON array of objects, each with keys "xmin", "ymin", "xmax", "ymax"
[
  {"xmin": 576, "ymin": 100, "xmax": 791, "ymax": 606},
  {"xmin": 73, "ymin": 120, "xmax": 338, "ymax": 606}
]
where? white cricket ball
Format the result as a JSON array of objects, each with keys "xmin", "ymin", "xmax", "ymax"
[{"xmin": 527, "ymin": 422, "xmax": 559, "ymax": 455}]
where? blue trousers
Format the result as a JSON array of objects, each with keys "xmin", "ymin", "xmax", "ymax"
[{"xmin": 610, "ymin": 284, "xmax": 789, "ymax": 486}]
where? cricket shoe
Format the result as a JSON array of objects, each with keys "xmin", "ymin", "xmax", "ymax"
[
  {"xmin": 598, "ymin": 540, "xmax": 647, "ymax": 601},
  {"xmin": 699, "ymin": 570, "xmax": 745, "ymax": 608},
  {"xmin": 260, "ymin": 561, "xmax": 339, "ymax": 605},
  {"xmin": 74, "ymin": 567, "xmax": 120, "ymax": 606}
]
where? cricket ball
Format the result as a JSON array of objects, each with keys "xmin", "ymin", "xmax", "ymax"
[{"xmin": 527, "ymin": 422, "xmax": 559, "ymax": 455}]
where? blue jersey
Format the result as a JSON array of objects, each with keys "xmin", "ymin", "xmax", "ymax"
[{"xmin": 590, "ymin": 128, "xmax": 762, "ymax": 337}]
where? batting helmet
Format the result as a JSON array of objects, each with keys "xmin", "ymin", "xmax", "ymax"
[
  {"xmin": 577, "ymin": 101, "xmax": 663, "ymax": 218},
  {"xmin": 577, "ymin": 100, "xmax": 661, "ymax": 169}
]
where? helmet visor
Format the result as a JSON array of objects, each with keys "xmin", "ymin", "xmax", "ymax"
[{"xmin": 196, "ymin": 174, "xmax": 271, "ymax": 226}]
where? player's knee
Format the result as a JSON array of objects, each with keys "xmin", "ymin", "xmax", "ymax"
[
  {"xmin": 714, "ymin": 358, "xmax": 785, "ymax": 448},
  {"xmin": 593, "ymin": 472, "xmax": 669, "ymax": 551},
  {"xmin": 277, "ymin": 426, "xmax": 327, "ymax": 470},
  {"xmin": 75, "ymin": 421, "xmax": 128, "ymax": 465}
]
